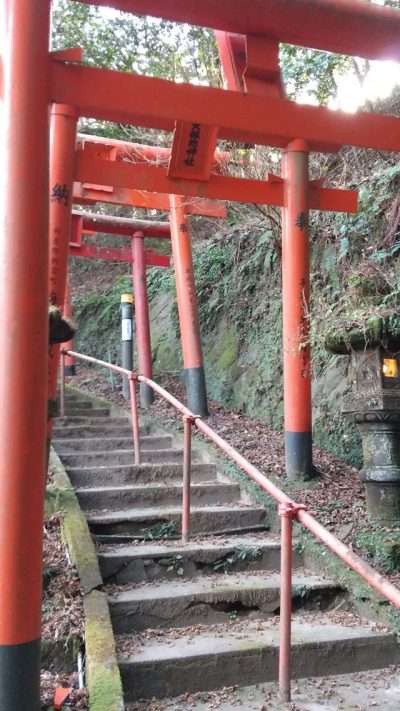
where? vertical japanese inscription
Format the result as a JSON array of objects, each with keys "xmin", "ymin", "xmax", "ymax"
[{"xmin": 184, "ymin": 123, "xmax": 201, "ymax": 167}]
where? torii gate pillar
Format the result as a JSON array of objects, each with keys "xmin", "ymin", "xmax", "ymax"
[
  {"xmin": 0, "ymin": 2, "xmax": 50, "ymax": 709},
  {"xmin": 132, "ymin": 232, "xmax": 154, "ymax": 408},
  {"xmin": 169, "ymin": 195, "xmax": 209, "ymax": 418},
  {"xmin": 47, "ymin": 104, "xmax": 78, "ymax": 455},
  {"xmin": 282, "ymin": 139, "xmax": 313, "ymax": 480}
]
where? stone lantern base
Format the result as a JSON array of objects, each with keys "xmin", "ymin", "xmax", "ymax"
[{"xmin": 353, "ymin": 411, "xmax": 400, "ymax": 525}]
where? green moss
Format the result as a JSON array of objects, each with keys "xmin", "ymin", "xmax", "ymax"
[
  {"xmin": 84, "ymin": 591, "xmax": 124, "ymax": 711},
  {"xmin": 354, "ymin": 528, "xmax": 400, "ymax": 574},
  {"xmin": 313, "ymin": 409, "xmax": 363, "ymax": 468},
  {"xmin": 49, "ymin": 449, "xmax": 102, "ymax": 593},
  {"xmin": 215, "ymin": 331, "xmax": 238, "ymax": 370}
]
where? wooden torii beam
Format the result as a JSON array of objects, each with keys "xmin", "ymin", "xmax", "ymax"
[
  {"xmin": 70, "ymin": 242, "xmax": 170, "ymax": 267},
  {"xmin": 51, "ymin": 61, "xmax": 400, "ymax": 153},
  {"xmin": 71, "ymin": 209, "xmax": 171, "ymax": 239}
]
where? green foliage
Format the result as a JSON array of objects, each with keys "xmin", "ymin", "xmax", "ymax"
[
  {"xmin": 194, "ymin": 243, "xmax": 235, "ymax": 330},
  {"xmin": 52, "ymin": 0, "xmax": 221, "ymax": 84},
  {"xmin": 43, "ymin": 565, "xmax": 59, "ymax": 589},
  {"xmin": 354, "ymin": 528, "xmax": 400, "ymax": 574},
  {"xmin": 166, "ymin": 554, "xmax": 184, "ymax": 576},
  {"xmin": 292, "ymin": 583, "xmax": 310, "ymax": 599},
  {"xmin": 74, "ymin": 274, "xmax": 131, "ymax": 362},
  {"xmin": 142, "ymin": 521, "xmax": 176, "ymax": 540},
  {"xmin": 280, "ymin": 45, "xmax": 351, "ymax": 105},
  {"xmin": 313, "ymin": 404, "xmax": 362, "ymax": 469},
  {"xmin": 212, "ymin": 547, "xmax": 262, "ymax": 574},
  {"xmin": 147, "ymin": 267, "xmax": 175, "ymax": 302}
]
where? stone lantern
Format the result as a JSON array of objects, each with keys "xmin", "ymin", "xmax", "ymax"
[{"xmin": 326, "ymin": 315, "xmax": 400, "ymax": 524}]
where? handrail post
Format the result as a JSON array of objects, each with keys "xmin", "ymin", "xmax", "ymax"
[
  {"xmin": 60, "ymin": 350, "xmax": 66, "ymax": 418},
  {"xmin": 278, "ymin": 502, "xmax": 306, "ymax": 703},
  {"xmin": 129, "ymin": 373, "xmax": 141, "ymax": 465},
  {"xmin": 182, "ymin": 415, "xmax": 195, "ymax": 542}
]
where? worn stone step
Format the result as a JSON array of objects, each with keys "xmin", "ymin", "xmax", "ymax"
[
  {"xmin": 118, "ymin": 617, "xmax": 400, "ymax": 700},
  {"xmin": 99, "ymin": 535, "xmax": 288, "ymax": 584},
  {"xmin": 87, "ymin": 505, "xmax": 269, "ymax": 540},
  {"xmin": 109, "ymin": 571, "xmax": 342, "ymax": 634},
  {"xmin": 60, "ymin": 448, "xmax": 199, "ymax": 467},
  {"xmin": 67, "ymin": 463, "xmax": 218, "ymax": 488},
  {"xmin": 61, "ymin": 407, "xmax": 110, "ymax": 418},
  {"xmin": 53, "ymin": 435, "xmax": 173, "ymax": 453},
  {"xmin": 76, "ymin": 482, "xmax": 240, "ymax": 511},
  {"xmin": 138, "ymin": 666, "xmax": 400, "ymax": 711},
  {"xmin": 53, "ymin": 421, "xmax": 147, "ymax": 438},
  {"xmin": 58, "ymin": 400, "xmax": 93, "ymax": 410}
]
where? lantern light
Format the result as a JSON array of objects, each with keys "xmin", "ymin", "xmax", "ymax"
[{"xmin": 382, "ymin": 358, "xmax": 398, "ymax": 379}]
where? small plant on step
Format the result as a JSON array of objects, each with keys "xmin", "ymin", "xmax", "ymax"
[
  {"xmin": 292, "ymin": 584, "xmax": 310, "ymax": 599},
  {"xmin": 212, "ymin": 546, "xmax": 262, "ymax": 574},
  {"xmin": 228, "ymin": 609, "xmax": 238, "ymax": 621},
  {"xmin": 141, "ymin": 521, "xmax": 176, "ymax": 541},
  {"xmin": 166, "ymin": 554, "xmax": 184, "ymax": 576}
]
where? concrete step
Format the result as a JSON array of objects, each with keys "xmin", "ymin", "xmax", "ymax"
[
  {"xmin": 136, "ymin": 667, "xmax": 400, "ymax": 711},
  {"xmin": 53, "ymin": 435, "xmax": 173, "ymax": 453},
  {"xmin": 118, "ymin": 616, "xmax": 400, "ymax": 701},
  {"xmin": 87, "ymin": 504, "xmax": 269, "ymax": 540},
  {"xmin": 109, "ymin": 571, "xmax": 342, "ymax": 634},
  {"xmin": 76, "ymin": 482, "xmax": 240, "ymax": 511},
  {"xmin": 61, "ymin": 407, "xmax": 110, "ymax": 418},
  {"xmin": 58, "ymin": 400, "xmax": 93, "ymax": 410},
  {"xmin": 60, "ymin": 448, "xmax": 200, "ymax": 467},
  {"xmin": 99, "ymin": 535, "xmax": 288, "ymax": 584},
  {"xmin": 53, "ymin": 421, "xmax": 146, "ymax": 438},
  {"xmin": 67, "ymin": 463, "xmax": 218, "ymax": 487}
]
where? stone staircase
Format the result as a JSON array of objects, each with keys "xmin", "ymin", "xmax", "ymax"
[{"xmin": 53, "ymin": 393, "xmax": 400, "ymax": 706}]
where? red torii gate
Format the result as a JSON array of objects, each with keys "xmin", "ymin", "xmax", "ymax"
[
  {"xmin": 71, "ymin": 136, "xmax": 228, "ymax": 417},
  {"xmin": 3, "ymin": 1, "xmax": 400, "ymax": 708},
  {"xmin": 70, "ymin": 210, "xmax": 172, "ymax": 408},
  {"xmin": 68, "ymin": 217, "xmax": 170, "ymax": 395},
  {"xmin": 74, "ymin": 125, "xmax": 358, "ymax": 483}
]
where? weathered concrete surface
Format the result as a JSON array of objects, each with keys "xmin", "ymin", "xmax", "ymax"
[
  {"xmin": 54, "ymin": 423, "xmax": 138, "ymax": 438},
  {"xmin": 87, "ymin": 504, "xmax": 269, "ymax": 539},
  {"xmin": 67, "ymin": 462, "xmax": 218, "ymax": 487},
  {"xmin": 61, "ymin": 447, "xmax": 199, "ymax": 467},
  {"xmin": 119, "ymin": 617, "xmax": 400, "ymax": 700},
  {"xmin": 128, "ymin": 666, "xmax": 400, "ymax": 710},
  {"xmin": 62, "ymin": 407, "xmax": 111, "ymax": 417},
  {"xmin": 109, "ymin": 572, "xmax": 342, "ymax": 633},
  {"xmin": 60, "ymin": 400, "xmax": 93, "ymax": 410},
  {"xmin": 76, "ymin": 482, "xmax": 240, "ymax": 510},
  {"xmin": 99, "ymin": 535, "xmax": 288, "ymax": 584},
  {"xmin": 54, "ymin": 435, "xmax": 173, "ymax": 453}
]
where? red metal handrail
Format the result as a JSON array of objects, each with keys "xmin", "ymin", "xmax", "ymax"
[{"xmin": 60, "ymin": 349, "xmax": 400, "ymax": 703}]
